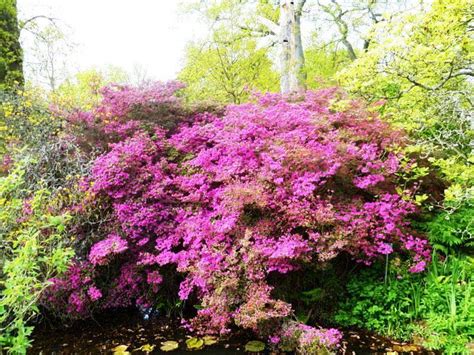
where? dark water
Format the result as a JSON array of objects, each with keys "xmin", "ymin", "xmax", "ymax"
[
  {"xmin": 29, "ymin": 310, "xmax": 435, "ymax": 354},
  {"xmin": 30, "ymin": 311, "xmax": 246, "ymax": 355}
]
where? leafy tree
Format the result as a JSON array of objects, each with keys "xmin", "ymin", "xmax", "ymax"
[
  {"xmin": 25, "ymin": 24, "xmax": 74, "ymax": 91},
  {"xmin": 313, "ymin": 0, "xmax": 423, "ymax": 61},
  {"xmin": 338, "ymin": 0, "xmax": 473, "ymax": 137},
  {"xmin": 0, "ymin": 0, "xmax": 23, "ymax": 89},
  {"xmin": 304, "ymin": 41, "xmax": 352, "ymax": 88},
  {"xmin": 179, "ymin": 37, "xmax": 278, "ymax": 103},
  {"xmin": 51, "ymin": 66, "xmax": 129, "ymax": 110},
  {"xmin": 338, "ymin": 0, "xmax": 474, "ymax": 258},
  {"xmin": 184, "ymin": 0, "xmax": 307, "ymax": 93}
]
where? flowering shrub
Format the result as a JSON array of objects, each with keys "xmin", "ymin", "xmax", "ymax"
[
  {"xmin": 43, "ymin": 84, "xmax": 431, "ymax": 351},
  {"xmin": 276, "ymin": 322, "xmax": 343, "ymax": 353},
  {"xmin": 62, "ymin": 81, "xmax": 188, "ymax": 152}
]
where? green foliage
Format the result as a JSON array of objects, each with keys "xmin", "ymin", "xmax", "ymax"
[
  {"xmin": 0, "ymin": 0, "xmax": 23, "ymax": 90},
  {"xmin": 335, "ymin": 261, "xmax": 422, "ymax": 340},
  {"xmin": 179, "ymin": 0, "xmax": 279, "ymax": 103},
  {"xmin": 427, "ymin": 204, "xmax": 474, "ymax": 253},
  {"xmin": 0, "ymin": 159, "xmax": 74, "ymax": 354},
  {"xmin": 0, "ymin": 86, "xmax": 83, "ymax": 353},
  {"xmin": 185, "ymin": 337, "xmax": 204, "ymax": 350},
  {"xmin": 334, "ymin": 254, "xmax": 473, "ymax": 353},
  {"xmin": 304, "ymin": 44, "xmax": 352, "ymax": 89},
  {"xmin": 338, "ymin": 0, "xmax": 473, "ymax": 156},
  {"xmin": 0, "ymin": 87, "xmax": 62, "ymax": 160},
  {"xmin": 334, "ymin": 8, "xmax": 474, "ymax": 350},
  {"xmin": 179, "ymin": 38, "xmax": 278, "ymax": 103},
  {"xmin": 417, "ymin": 255, "xmax": 473, "ymax": 354},
  {"xmin": 160, "ymin": 340, "xmax": 179, "ymax": 352},
  {"xmin": 51, "ymin": 67, "xmax": 129, "ymax": 110},
  {"xmin": 244, "ymin": 340, "xmax": 265, "ymax": 352}
]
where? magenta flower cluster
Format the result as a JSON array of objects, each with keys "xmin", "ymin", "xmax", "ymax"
[
  {"xmin": 63, "ymin": 81, "xmax": 186, "ymax": 151},
  {"xmin": 88, "ymin": 233, "xmax": 128, "ymax": 265},
  {"xmin": 44, "ymin": 84, "xmax": 431, "ymax": 350},
  {"xmin": 277, "ymin": 322, "xmax": 343, "ymax": 353}
]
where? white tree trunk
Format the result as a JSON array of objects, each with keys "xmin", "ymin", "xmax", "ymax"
[
  {"xmin": 279, "ymin": 1, "xmax": 291, "ymax": 93},
  {"xmin": 279, "ymin": 0, "xmax": 306, "ymax": 94}
]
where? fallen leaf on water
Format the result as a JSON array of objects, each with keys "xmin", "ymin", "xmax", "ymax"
[
  {"xmin": 245, "ymin": 340, "xmax": 265, "ymax": 352},
  {"xmin": 186, "ymin": 337, "xmax": 205, "ymax": 350},
  {"xmin": 136, "ymin": 344, "xmax": 155, "ymax": 353},
  {"xmin": 203, "ymin": 336, "xmax": 217, "ymax": 346},
  {"xmin": 393, "ymin": 344, "xmax": 419, "ymax": 352},
  {"xmin": 112, "ymin": 344, "xmax": 130, "ymax": 355},
  {"xmin": 160, "ymin": 340, "xmax": 179, "ymax": 352}
]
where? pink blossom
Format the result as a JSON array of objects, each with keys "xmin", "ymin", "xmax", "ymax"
[
  {"xmin": 44, "ymin": 84, "xmax": 430, "ymax": 340},
  {"xmin": 87, "ymin": 286, "xmax": 102, "ymax": 301},
  {"xmin": 89, "ymin": 234, "xmax": 128, "ymax": 265}
]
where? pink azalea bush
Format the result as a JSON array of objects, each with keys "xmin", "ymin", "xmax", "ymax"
[
  {"xmin": 275, "ymin": 322, "xmax": 343, "ymax": 353},
  {"xmin": 62, "ymin": 81, "xmax": 188, "ymax": 152},
  {"xmin": 43, "ymin": 83, "xmax": 431, "ymax": 352}
]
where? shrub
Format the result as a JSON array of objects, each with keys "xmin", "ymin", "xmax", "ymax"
[
  {"xmin": 0, "ymin": 86, "xmax": 90, "ymax": 353},
  {"xmin": 62, "ymin": 81, "xmax": 190, "ymax": 153},
  {"xmin": 334, "ymin": 254, "xmax": 473, "ymax": 353},
  {"xmin": 43, "ymin": 85, "xmax": 430, "ymax": 353},
  {"xmin": 0, "ymin": 159, "xmax": 75, "ymax": 354}
]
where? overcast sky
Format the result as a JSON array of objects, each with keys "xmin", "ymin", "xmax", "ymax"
[{"xmin": 18, "ymin": 0, "xmax": 206, "ymax": 83}]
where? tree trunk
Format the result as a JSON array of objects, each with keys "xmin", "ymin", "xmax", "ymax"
[
  {"xmin": 279, "ymin": 0, "xmax": 306, "ymax": 94},
  {"xmin": 0, "ymin": 0, "xmax": 24, "ymax": 89}
]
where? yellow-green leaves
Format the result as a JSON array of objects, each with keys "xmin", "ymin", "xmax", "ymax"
[
  {"xmin": 112, "ymin": 345, "xmax": 130, "ymax": 354},
  {"xmin": 203, "ymin": 335, "xmax": 217, "ymax": 346},
  {"xmin": 160, "ymin": 340, "xmax": 179, "ymax": 352},
  {"xmin": 186, "ymin": 337, "xmax": 204, "ymax": 350},
  {"xmin": 179, "ymin": 39, "xmax": 278, "ymax": 104},
  {"xmin": 136, "ymin": 344, "xmax": 155, "ymax": 353},
  {"xmin": 0, "ymin": 159, "xmax": 75, "ymax": 354},
  {"xmin": 244, "ymin": 340, "xmax": 266, "ymax": 352}
]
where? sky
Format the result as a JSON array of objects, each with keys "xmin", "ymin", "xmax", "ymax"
[{"xmin": 17, "ymin": 0, "xmax": 206, "ymax": 84}]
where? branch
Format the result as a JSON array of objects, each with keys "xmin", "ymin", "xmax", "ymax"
[
  {"xmin": 256, "ymin": 15, "xmax": 279, "ymax": 35},
  {"xmin": 402, "ymin": 64, "xmax": 473, "ymax": 91},
  {"xmin": 296, "ymin": 0, "xmax": 307, "ymax": 14},
  {"xmin": 20, "ymin": 15, "xmax": 58, "ymax": 30}
]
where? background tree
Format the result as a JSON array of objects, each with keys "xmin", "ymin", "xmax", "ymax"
[
  {"xmin": 312, "ymin": 0, "xmax": 426, "ymax": 61},
  {"xmin": 279, "ymin": 0, "xmax": 307, "ymax": 92},
  {"xmin": 179, "ymin": 36, "xmax": 278, "ymax": 103},
  {"xmin": 50, "ymin": 66, "xmax": 129, "ymax": 110},
  {"xmin": 0, "ymin": 0, "xmax": 23, "ymax": 89},
  {"xmin": 304, "ymin": 35, "xmax": 352, "ymax": 88},
  {"xmin": 25, "ymin": 23, "xmax": 74, "ymax": 91},
  {"xmin": 183, "ymin": 0, "xmax": 308, "ymax": 94},
  {"xmin": 338, "ymin": 0, "xmax": 473, "ymax": 144}
]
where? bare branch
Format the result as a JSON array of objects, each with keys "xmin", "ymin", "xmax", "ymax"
[{"xmin": 20, "ymin": 15, "xmax": 58, "ymax": 30}]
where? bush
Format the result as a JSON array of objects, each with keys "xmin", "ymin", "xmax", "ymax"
[
  {"xmin": 42, "ymin": 85, "xmax": 431, "ymax": 352},
  {"xmin": 0, "ymin": 87, "xmax": 90, "ymax": 353},
  {"xmin": 334, "ymin": 254, "xmax": 473, "ymax": 353},
  {"xmin": 0, "ymin": 159, "xmax": 75, "ymax": 354}
]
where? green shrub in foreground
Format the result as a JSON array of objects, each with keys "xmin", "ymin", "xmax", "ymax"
[{"xmin": 334, "ymin": 254, "xmax": 473, "ymax": 354}]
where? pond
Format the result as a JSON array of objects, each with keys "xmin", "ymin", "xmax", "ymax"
[{"xmin": 29, "ymin": 310, "xmax": 436, "ymax": 354}]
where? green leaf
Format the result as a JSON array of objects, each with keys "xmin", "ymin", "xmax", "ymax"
[
  {"xmin": 203, "ymin": 336, "xmax": 217, "ymax": 346},
  {"xmin": 186, "ymin": 337, "xmax": 204, "ymax": 350},
  {"xmin": 136, "ymin": 344, "xmax": 155, "ymax": 353},
  {"xmin": 244, "ymin": 340, "xmax": 265, "ymax": 352},
  {"xmin": 160, "ymin": 340, "xmax": 179, "ymax": 352},
  {"xmin": 47, "ymin": 215, "xmax": 63, "ymax": 226},
  {"xmin": 112, "ymin": 345, "xmax": 130, "ymax": 354}
]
